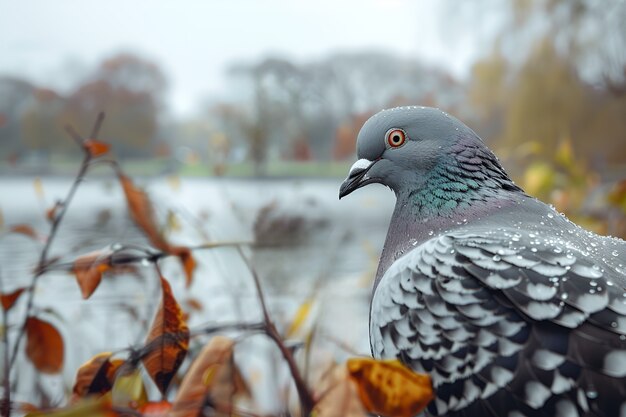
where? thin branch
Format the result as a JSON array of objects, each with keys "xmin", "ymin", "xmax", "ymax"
[
  {"xmin": 0, "ymin": 272, "xmax": 10, "ymax": 417},
  {"xmin": 89, "ymin": 112, "xmax": 106, "ymax": 139},
  {"xmin": 9, "ymin": 115, "xmax": 104, "ymax": 371},
  {"xmin": 37, "ymin": 240, "xmax": 256, "ymax": 274},
  {"xmin": 236, "ymin": 246, "xmax": 315, "ymax": 415},
  {"xmin": 9, "ymin": 154, "xmax": 90, "ymax": 371}
]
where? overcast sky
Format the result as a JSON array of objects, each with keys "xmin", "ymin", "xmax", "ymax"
[{"xmin": 1, "ymin": 0, "xmax": 480, "ymax": 117}]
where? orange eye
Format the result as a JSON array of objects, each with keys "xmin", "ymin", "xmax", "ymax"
[{"xmin": 386, "ymin": 128, "xmax": 406, "ymax": 148}]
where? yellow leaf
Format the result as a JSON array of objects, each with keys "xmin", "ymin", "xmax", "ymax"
[
  {"xmin": 521, "ymin": 162, "xmax": 554, "ymax": 197},
  {"xmin": 33, "ymin": 177, "xmax": 44, "ymax": 199},
  {"xmin": 286, "ymin": 299, "xmax": 313, "ymax": 338},
  {"xmin": 111, "ymin": 367, "xmax": 147, "ymax": 409},
  {"xmin": 346, "ymin": 358, "xmax": 434, "ymax": 417}
]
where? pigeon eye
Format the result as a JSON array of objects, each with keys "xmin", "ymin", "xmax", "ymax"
[{"xmin": 386, "ymin": 129, "xmax": 406, "ymax": 148}]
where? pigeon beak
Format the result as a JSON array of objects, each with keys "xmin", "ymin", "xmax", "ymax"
[{"xmin": 339, "ymin": 158, "xmax": 376, "ymax": 199}]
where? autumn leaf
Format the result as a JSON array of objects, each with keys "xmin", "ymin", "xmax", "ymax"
[
  {"xmin": 286, "ymin": 298, "xmax": 314, "ymax": 338},
  {"xmin": 9, "ymin": 224, "xmax": 38, "ymax": 239},
  {"xmin": 346, "ymin": 358, "xmax": 434, "ymax": 417},
  {"xmin": 118, "ymin": 174, "xmax": 169, "ymax": 251},
  {"xmin": 71, "ymin": 352, "xmax": 124, "ymax": 401},
  {"xmin": 171, "ymin": 336, "xmax": 247, "ymax": 417},
  {"xmin": 142, "ymin": 275, "xmax": 189, "ymax": 395},
  {"xmin": 185, "ymin": 297, "xmax": 203, "ymax": 312},
  {"xmin": 138, "ymin": 401, "xmax": 172, "ymax": 417},
  {"xmin": 171, "ymin": 247, "xmax": 196, "ymax": 288},
  {"xmin": 33, "ymin": 177, "xmax": 44, "ymax": 199},
  {"xmin": 83, "ymin": 139, "xmax": 111, "ymax": 157},
  {"xmin": 112, "ymin": 366, "xmax": 147, "ymax": 409},
  {"xmin": 118, "ymin": 174, "xmax": 197, "ymax": 287},
  {"xmin": 1, "ymin": 287, "xmax": 26, "ymax": 311},
  {"xmin": 25, "ymin": 317, "xmax": 64, "ymax": 374},
  {"xmin": 73, "ymin": 249, "xmax": 114, "ymax": 299},
  {"xmin": 313, "ymin": 364, "xmax": 368, "ymax": 417}
]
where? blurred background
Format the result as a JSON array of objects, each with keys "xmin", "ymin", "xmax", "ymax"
[{"xmin": 1, "ymin": 0, "xmax": 626, "ymax": 411}]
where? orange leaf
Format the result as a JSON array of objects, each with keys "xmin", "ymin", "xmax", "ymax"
[
  {"xmin": 118, "ymin": 174, "xmax": 170, "ymax": 251},
  {"xmin": 84, "ymin": 139, "xmax": 111, "ymax": 157},
  {"xmin": 313, "ymin": 364, "xmax": 368, "ymax": 417},
  {"xmin": 9, "ymin": 224, "xmax": 38, "ymax": 239},
  {"xmin": 142, "ymin": 276, "xmax": 189, "ymax": 395},
  {"xmin": 138, "ymin": 401, "xmax": 172, "ymax": 417},
  {"xmin": 346, "ymin": 358, "xmax": 434, "ymax": 417},
  {"xmin": 185, "ymin": 297, "xmax": 203, "ymax": 312},
  {"xmin": 71, "ymin": 352, "xmax": 124, "ymax": 401},
  {"xmin": 172, "ymin": 247, "xmax": 196, "ymax": 288},
  {"xmin": 25, "ymin": 317, "xmax": 64, "ymax": 374},
  {"xmin": 1, "ymin": 287, "xmax": 26, "ymax": 311},
  {"xmin": 170, "ymin": 336, "xmax": 239, "ymax": 417},
  {"xmin": 73, "ymin": 249, "xmax": 113, "ymax": 299}
]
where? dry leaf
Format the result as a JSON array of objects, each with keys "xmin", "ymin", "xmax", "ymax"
[
  {"xmin": 313, "ymin": 364, "xmax": 368, "ymax": 417},
  {"xmin": 138, "ymin": 401, "xmax": 172, "ymax": 417},
  {"xmin": 10, "ymin": 224, "xmax": 38, "ymax": 239},
  {"xmin": 1, "ymin": 287, "xmax": 26, "ymax": 311},
  {"xmin": 83, "ymin": 139, "xmax": 111, "ymax": 157},
  {"xmin": 118, "ymin": 174, "xmax": 170, "ymax": 251},
  {"xmin": 73, "ymin": 249, "xmax": 113, "ymax": 299},
  {"xmin": 171, "ymin": 336, "xmax": 240, "ymax": 417},
  {"xmin": 71, "ymin": 352, "xmax": 123, "ymax": 401},
  {"xmin": 185, "ymin": 297, "xmax": 203, "ymax": 312},
  {"xmin": 347, "ymin": 358, "xmax": 434, "ymax": 417},
  {"xmin": 46, "ymin": 203, "xmax": 61, "ymax": 223},
  {"xmin": 142, "ymin": 276, "xmax": 189, "ymax": 395},
  {"xmin": 171, "ymin": 247, "xmax": 196, "ymax": 288},
  {"xmin": 118, "ymin": 174, "xmax": 197, "ymax": 287},
  {"xmin": 25, "ymin": 317, "xmax": 64, "ymax": 374}
]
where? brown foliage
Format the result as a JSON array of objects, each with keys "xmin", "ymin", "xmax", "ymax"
[
  {"xmin": 25, "ymin": 317, "xmax": 64, "ymax": 374},
  {"xmin": 171, "ymin": 336, "xmax": 248, "ymax": 417},
  {"xmin": 118, "ymin": 174, "xmax": 197, "ymax": 287},
  {"xmin": 83, "ymin": 139, "xmax": 111, "ymax": 157},
  {"xmin": 142, "ymin": 276, "xmax": 189, "ymax": 395},
  {"xmin": 314, "ymin": 365, "xmax": 368, "ymax": 417},
  {"xmin": 73, "ymin": 249, "xmax": 113, "ymax": 299},
  {"xmin": 71, "ymin": 353, "xmax": 124, "ymax": 401},
  {"xmin": 0, "ymin": 288, "xmax": 26, "ymax": 311},
  {"xmin": 9, "ymin": 224, "xmax": 38, "ymax": 239}
]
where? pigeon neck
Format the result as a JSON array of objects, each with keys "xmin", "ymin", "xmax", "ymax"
[
  {"xmin": 373, "ymin": 144, "xmax": 524, "ymax": 292},
  {"xmin": 404, "ymin": 143, "xmax": 523, "ymax": 219}
]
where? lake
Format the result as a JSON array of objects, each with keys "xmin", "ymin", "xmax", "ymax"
[{"xmin": 0, "ymin": 175, "xmax": 395, "ymax": 411}]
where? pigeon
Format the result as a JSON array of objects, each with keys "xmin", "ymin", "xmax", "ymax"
[{"xmin": 339, "ymin": 106, "xmax": 626, "ymax": 417}]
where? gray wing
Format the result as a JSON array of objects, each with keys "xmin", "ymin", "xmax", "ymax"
[{"xmin": 371, "ymin": 230, "xmax": 626, "ymax": 417}]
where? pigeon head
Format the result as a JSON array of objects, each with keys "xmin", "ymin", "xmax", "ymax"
[
  {"xmin": 339, "ymin": 106, "xmax": 525, "ymax": 211},
  {"xmin": 339, "ymin": 106, "xmax": 483, "ymax": 199}
]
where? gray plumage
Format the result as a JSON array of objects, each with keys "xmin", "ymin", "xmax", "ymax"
[{"xmin": 339, "ymin": 106, "xmax": 626, "ymax": 417}]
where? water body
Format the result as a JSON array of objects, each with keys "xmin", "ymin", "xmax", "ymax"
[{"xmin": 0, "ymin": 176, "xmax": 394, "ymax": 409}]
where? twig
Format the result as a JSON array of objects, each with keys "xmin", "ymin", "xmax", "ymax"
[
  {"xmin": 0, "ymin": 272, "xmax": 10, "ymax": 417},
  {"xmin": 189, "ymin": 321, "xmax": 266, "ymax": 337},
  {"xmin": 38, "ymin": 241, "xmax": 256, "ymax": 274},
  {"xmin": 236, "ymin": 246, "xmax": 315, "ymax": 415},
  {"xmin": 9, "ymin": 115, "xmax": 103, "ymax": 371}
]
